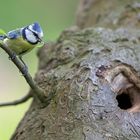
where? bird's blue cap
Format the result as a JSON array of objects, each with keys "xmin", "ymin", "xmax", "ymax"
[
  {"xmin": 28, "ymin": 22, "xmax": 43, "ymax": 38},
  {"xmin": 32, "ymin": 22, "xmax": 42, "ymax": 33}
]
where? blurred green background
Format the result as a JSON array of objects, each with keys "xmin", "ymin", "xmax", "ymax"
[{"xmin": 0, "ymin": 0, "xmax": 78, "ymax": 139}]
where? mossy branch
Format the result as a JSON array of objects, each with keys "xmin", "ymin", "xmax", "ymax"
[{"xmin": 0, "ymin": 42, "xmax": 47, "ymax": 106}]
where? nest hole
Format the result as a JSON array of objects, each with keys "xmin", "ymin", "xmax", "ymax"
[{"xmin": 116, "ymin": 93, "xmax": 132, "ymax": 110}]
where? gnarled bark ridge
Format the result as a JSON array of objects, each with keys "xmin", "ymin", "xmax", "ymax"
[{"xmin": 11, "ymin": 0, "xmax": 140, "ymax": 140}]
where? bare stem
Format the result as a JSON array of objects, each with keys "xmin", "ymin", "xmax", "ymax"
[
  {"xmin": 0, "ymin": 93, "xmax": 32, "ymax": 107},
  {"xmin": 0, "ymin": 43, "xmax": 46, "ymax": 104}
]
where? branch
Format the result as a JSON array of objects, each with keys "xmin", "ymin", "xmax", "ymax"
[
  {"xmin": 0, "ymin": 42, "xmax": 47, "ymax": 104},
  {"xmin": 0, "ymin": 93, "xmax": 32, "ymax": 107}
]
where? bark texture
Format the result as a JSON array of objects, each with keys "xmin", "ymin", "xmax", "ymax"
[
  {"xmin": 76, "ymin": 0, "xmax": 140, "ymax": 29},
  {"xmin": 11, "ymin": 0, "xmax": 140, "ymax": 140}
]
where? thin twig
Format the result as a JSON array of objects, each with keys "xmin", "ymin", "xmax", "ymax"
[
  {"xmin": 0, "ymin": 42, "xmax": 46, "ymax": 104},
  {"xmin": 0, "ymin": 93, "xmax": 32, "ymax": 107}
]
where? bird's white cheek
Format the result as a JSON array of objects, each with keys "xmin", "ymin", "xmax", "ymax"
[
  {"xmin": 25, "ymin": 30, "xmax": 37, "ymax": 43},
  {"xmin": 27, "ymin": 34, "xmax": 37, "ymax": 43}
]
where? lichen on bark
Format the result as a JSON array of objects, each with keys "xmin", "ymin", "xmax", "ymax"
[{"xmin": 11, "ymin": 27, "xmax": 140, "ymax": 140}]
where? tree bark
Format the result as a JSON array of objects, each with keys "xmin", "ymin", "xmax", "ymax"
[
  {"xmin": 76, "ymin": 0, "xmax": 140, "ymax": 29},
  {"xmin": 11, "ymin": 0, "xmax": 140, "ymax": 140}
]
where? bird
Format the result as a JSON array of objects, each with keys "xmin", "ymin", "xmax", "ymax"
[{"xmin": 0, "ymin": 22, "xmax": 44, "ymax": 73}]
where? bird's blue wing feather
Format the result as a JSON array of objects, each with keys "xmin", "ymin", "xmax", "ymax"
[{"xmin": 7, "ymin": 29, "xmax": 21, "ymax": 39}]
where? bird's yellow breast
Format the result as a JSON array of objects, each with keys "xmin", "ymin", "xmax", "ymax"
[{"xmin": 4, "ymin": 37, "xmax": 36, "ymax": 55}]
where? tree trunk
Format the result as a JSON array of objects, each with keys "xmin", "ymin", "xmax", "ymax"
[{"xmin": 11, "ymin": 0, "xmax": 140, "ymax": 140}]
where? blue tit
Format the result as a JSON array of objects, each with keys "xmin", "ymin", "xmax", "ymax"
[{"xmin": 1, "ymin": 22, "xmax": 44, "ymax": 72}]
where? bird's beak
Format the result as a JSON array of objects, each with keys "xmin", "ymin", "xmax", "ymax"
[
  {"xmin": 38, "ymin": 38, "xmax": 45, "ymax": 45},
  {"xmin": 38, "ymin": 38, "xmax": 42, "ymax": 42}
]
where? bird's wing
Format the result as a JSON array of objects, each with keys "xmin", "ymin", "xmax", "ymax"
[{"xmin": 7, "ymin": 28, "xmax": 21, "ymax": 39}]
